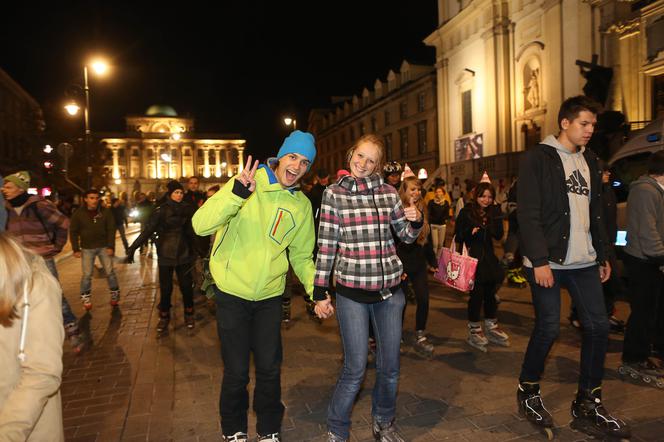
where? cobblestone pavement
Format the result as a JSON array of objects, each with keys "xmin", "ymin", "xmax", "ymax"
[{"xmin": 56, "ymin": 229, "xmax": 664, "ymax": 441}]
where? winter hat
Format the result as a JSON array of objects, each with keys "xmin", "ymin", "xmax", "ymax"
[
  {"xmin": 480, "ymin": 171, "xmax": 492, "ymax": 184},
  {"xmin": 5, "ymin": 171, "xmax": 30, "ymax": 191},
  {"xmin": 277, "ymin": 130, "xmax": 317, "ymax": 170},
  {"xmin": 166, "ymin": 179, "xmax": 184, "ymax": 196}
]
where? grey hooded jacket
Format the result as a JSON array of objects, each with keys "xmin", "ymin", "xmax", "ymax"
[{"xmin": 625, "ymin": 174, "xmax": 664, "ymax": 264}]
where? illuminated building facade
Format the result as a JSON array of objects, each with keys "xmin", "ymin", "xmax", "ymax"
[
  {"xmin": 426, "ymin": 0, "xmax": 664, "ymax": 166},
  {"xmin": 308, "ymin": 61, "xmax": 439, "ymax": 175},
  {"xmin": 100, "ymin": 105, "xmax": 245, "ymax": 194}
]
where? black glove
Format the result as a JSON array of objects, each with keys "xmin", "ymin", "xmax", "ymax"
[{"xmin": 125, "ymin": 248, "xmax": 135, "ymax": 264}]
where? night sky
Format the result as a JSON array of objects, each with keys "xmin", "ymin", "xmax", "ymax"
[{"xmin": 2, "ymin": 1, "xmax": 437, "ymax": 161}]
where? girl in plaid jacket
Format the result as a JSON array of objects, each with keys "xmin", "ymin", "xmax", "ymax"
[{"xmin": 312, "ymin": 134, "xmax": 423, "ymax": 442}]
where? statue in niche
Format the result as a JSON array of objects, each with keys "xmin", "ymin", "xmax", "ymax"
[{"xmin": 525, "ymin": 68, "xmax": 540, "ymax": 109}]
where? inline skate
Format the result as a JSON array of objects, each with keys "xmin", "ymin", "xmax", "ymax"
[
  {"xmin": 618, "ymin": 359, "xmax": 664, "ymax": 389},
  {"xmin": 570, "ymin": 387, "xmax": 631, "ymax": 441},
  {"xmin": 517, "ymin": 383, "xmax": 554, "ymax": 440}
]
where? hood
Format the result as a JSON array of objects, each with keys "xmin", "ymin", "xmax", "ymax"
[
  {"xmin": 338, "ymin": 173, "xmax": 384, "ymax": 194},
  {"xmin": 541, "ymin": 134, "xmax": 585, "ymax": 155},
  {"xmin": 630, "ymin": 174, "xmax": 664, "ymax": 194}
]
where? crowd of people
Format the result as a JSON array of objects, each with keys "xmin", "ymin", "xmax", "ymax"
[{"xmin": 1, "ymin": 96, "xmax": 663, "ymax": 441}]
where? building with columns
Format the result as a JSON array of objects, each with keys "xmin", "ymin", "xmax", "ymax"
[
  {"xmin": 307, "ymin": 61, "xmax": 438, "ymax": 175},
  {"xmin": 100, "ymin": 105, "xmax": 245, "ymax": 196},
  {"xmin": 424, "ymin": 0, "xmax": 664, "ymax": 180}
]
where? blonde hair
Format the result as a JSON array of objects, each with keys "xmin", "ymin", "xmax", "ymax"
[
  {"xmin": 0, "ymin": 232, "xmax": 34, "ymax": 325},
  {"xmin": 345, "ymin": 134, "xmax": 385, "ymax": 177},
  {"xmin": 399, "ymin": 176, "xmax": 430, "ymax": 245}
]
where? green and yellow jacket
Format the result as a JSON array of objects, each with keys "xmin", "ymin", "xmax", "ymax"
[{"xmin": 192, "ymin": 165, "xmax": 315, "ymax": 301}]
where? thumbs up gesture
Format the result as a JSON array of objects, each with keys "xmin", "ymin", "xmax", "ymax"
[{"xmin": 403, "ymin": 196, "xmax": 423, "ymax": 222}]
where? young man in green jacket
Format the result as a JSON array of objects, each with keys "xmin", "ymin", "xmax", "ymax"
[
  {"xmin": 192, "ymin": 131, "xmax": 317, "ymax": 442},
  {"xmin": 70, "ymin": 188, "xmax": 120, "ymax": 310}
]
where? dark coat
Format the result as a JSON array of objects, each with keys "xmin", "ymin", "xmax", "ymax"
[
  {"xmin": 428, "ymin": 199, "xmax": 450, "ymax": 225},
  {"xmin": 128, "ymin": 199, "xmax": 199, "ymax": 266},
  {"xmin": 455, "ymin": 204, "xmax": 504, "ymax": 284},
  {"xmin": 517, "ymin": 144, "xmax": 607, "ymax": 267}
]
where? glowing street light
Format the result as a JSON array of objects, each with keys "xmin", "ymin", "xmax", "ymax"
[
  {"xmin": 90, "ymin": 59, "xmax": 109, "ymax": 76},
  {"xmin": 64, "ymin": 102, "xmax": 80, "ymax": 116},
  {"xmin": 43, "ymin": 145, "xmax": 53, "ymax": 154},
  {"xmin": 284, "ymin": 116, "xmax": 297, "ymax": 131}
]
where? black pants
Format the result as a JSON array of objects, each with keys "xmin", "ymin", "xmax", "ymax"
[
  {"xmin": 468, "ymin": 282, "xmax": 498, "ymax": 322},
  {"xmin": 403, "ymin": 268, "xmax": 430, "ymax": 331},
  {"xmin": 116, "ymin": 224, "xmax": 129, "ymax": 252},
  {"xmin": 622, "ymin": 254, "xmax": 664, "ymax": 363},
  {"xmin": 158, "ymin": 263, "xmax": 194, "ymax": 312},
  {"xmin": 214, "ymin": 288, "xmax": 284, "ymax": 436}
]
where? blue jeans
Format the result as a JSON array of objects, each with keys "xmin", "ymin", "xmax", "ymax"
[
  {"xmin": 328, "ymin": 289, "xmax": 405, "ymax": 440},
  {"xmin": 80, "ymin": 248, "xmax": 120, "ymax": 294},
  {"xmin": 520, "ymin": 265, "xmax": 609, "ymax": 390},
  {"xmin": 44, "ymin": 258, "xmax": 78, "ymax": 327}
]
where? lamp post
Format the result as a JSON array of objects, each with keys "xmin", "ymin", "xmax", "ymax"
[
  {"xmin": 284, "ymin": 116, "xmax": 297, "ymax": 131},
  {"xmin": 64, "ymin": 58, "xmax": 109, "ymax": 189}
]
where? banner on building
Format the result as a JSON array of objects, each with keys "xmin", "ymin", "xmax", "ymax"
[{"xmin": 454, "ymin": 133, "xmax": 484, "ymax": 162}]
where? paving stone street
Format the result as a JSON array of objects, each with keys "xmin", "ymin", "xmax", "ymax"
[{"xmin": 56, "ymin": 228, "xmax": 664, "ymax": 441}]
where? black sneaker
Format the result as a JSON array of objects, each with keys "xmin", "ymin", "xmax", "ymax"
[{"xmin": 222, "ymin": 432, "xmax": 248, "ymax": 442}]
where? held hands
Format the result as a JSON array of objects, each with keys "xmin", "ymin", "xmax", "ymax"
[
  {"xmin": 236, "ymin": 155, "xmax": 260, "ymax": 193},
  {"xmin": 403, "ymin": 196, "xmax": 423, "ymax": 222},
  {"xmin": 314, "ymin": 294, "xmax": 335, "ymax": 319},
  {"xmin": 125, "ymin": 249, "xmax": 135, "ymax": 264}
]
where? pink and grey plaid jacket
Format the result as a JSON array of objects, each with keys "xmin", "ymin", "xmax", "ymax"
[{"xmin": 313, "ymin": 174, "xmax": 422, "ymax": 301}]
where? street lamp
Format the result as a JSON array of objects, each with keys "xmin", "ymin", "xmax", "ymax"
[
  {"xmin": 284, "ymin": 116, "xmax": 297, "ymax": 131},
  {"xmin": 64, "ymin": 57, "xmax": 110, "ymax": 189}
]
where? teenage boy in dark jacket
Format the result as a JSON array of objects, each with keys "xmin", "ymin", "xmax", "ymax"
[
  {"xmin": 70, "ymin": 188, "xmax": 120, "ymax": 310},
  {"xmin": 515, "ymin": 96, "xmax": 630, "ymax": 440}
]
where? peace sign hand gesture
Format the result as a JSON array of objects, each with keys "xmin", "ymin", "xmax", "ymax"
[
  {"xmin": 403, "ymin": 196, "xmax": 423, "ymax": 222},
  {"xmin": 237, "ymin": 155, "xmax": 260, "ymax": 193}
]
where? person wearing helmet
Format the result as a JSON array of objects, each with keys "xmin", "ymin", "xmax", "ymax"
[{"xmin": 383, "ymin": 161, "xmax": 402, "ymax": 189}]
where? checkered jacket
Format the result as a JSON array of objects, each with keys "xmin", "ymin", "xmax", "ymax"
[{"xmin": 313, "ymin": 174, "xmax": 422, "ymax": 300}]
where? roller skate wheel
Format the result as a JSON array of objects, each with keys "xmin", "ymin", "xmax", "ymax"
[
  {"xmin": 618, "ymin": 366, "xmax": 626, "ymax": 375},
  {"xmin": 630, "ymin": 372, "xmax": 639, "ymax": 379},
  {"xmin": 643, "ymin": 376, "xmax": 651, "ymax": 383},
  {"xmin": 542, "ymin": 427, "xmax": 553, "ymax": 440},
  {"xmin": 656, "ymin": 380, "xmax": 664, "ymax": 389}
]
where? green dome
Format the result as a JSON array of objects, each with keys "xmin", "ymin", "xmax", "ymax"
[{"xmin": 146, "ymin": 105, "xmax": 177, "ymax": 117}]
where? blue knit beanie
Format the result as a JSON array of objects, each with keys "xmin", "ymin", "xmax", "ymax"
[{"xmin": 277, "ymin": 130, "xmax": 317, "ymax": 170}]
